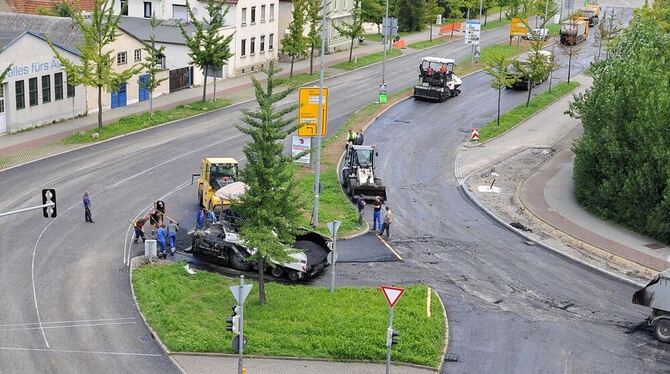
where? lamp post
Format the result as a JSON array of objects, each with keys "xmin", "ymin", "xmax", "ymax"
[{"xmin": 311, "ymin": 0, "xmax": 328, "ymax": 227}]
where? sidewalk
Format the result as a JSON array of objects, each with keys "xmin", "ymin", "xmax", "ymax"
[{"xmin": 457, "ymin": 74, "xmax": 669, "ymax": 276}]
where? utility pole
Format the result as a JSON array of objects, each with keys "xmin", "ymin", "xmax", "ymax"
[
  {"xmin": 311, "ymin": 0, "xmax": 328, "ymax": 227},
  {"xmin": 381, "ymin": 0, "xmax": 390, "ymax": 86}
]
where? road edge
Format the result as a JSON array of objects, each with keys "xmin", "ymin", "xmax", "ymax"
[{"xmin": 436, "ymin": 287, "xmax": 450, "ymax": 374}]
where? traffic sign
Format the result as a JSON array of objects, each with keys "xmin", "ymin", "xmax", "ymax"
[
  {"xmin": 298, "ymin": 87, "xmax": 328, "ymax": 137},
  {"xmin": 464, "ymin": 20, "xmax": 481, "ymax": 45},
  {"xmin": 327, "ymin": 220, "xmax": 341, "ymax": 237},
  {"xmin": 327, "ymin": 250, "xmax": 338, "ymax": 265},
  {"xmin": 230, "ymin": 284, "xmax": 253, "ymax": 304},
  {"xmin": 380, "ymin": 285, "xmax": 405, "ymax": 308},
  {"xmin": 231, "ymin": 334, "xmax": 248, "ymax": 353}
]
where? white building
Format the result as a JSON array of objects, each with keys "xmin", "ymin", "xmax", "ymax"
[{"xmin": 0, "ymin": 20, "xmax": 86, "ymax": 133}]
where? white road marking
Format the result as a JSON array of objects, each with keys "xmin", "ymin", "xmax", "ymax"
[
  {"xmin": 0, "ymin": 316, "xmax": 136, "ymax": 328},
  {"xmin": 0, "ymin": 346, "xmax": 162, "ymax": 357},
  {"xmin": 0, "ymin": 321, "xmax": 137, "ymax": 333}
]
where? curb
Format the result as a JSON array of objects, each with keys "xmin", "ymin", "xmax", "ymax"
[
  {"xmin": 435, "ymin": 288, "xmax": 450, "ymax": 374},
  {"xmin": 459, "ymin": 176, "xmax": 645, "ymax": 288}
]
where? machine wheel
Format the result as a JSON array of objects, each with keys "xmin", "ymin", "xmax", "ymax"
[
  {"xmin": 229, "ymin": 250, "xmax": 252, "ymax": 271},
  {"xmin": 270, "ymin": 266, "xmax": 284, "ymax": 278},
  {"xmin": 341, "ymin": 170, "xmax": 347, "ymax": 186},
  {"xmin": 287, "ymin": 271, "xmax": 300, "ymax": 281},
  {"xmin": 654, "ymin": 319, "xmax": 670, "ymax": 343}
]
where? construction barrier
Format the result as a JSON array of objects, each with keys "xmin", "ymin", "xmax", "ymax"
[{"xmin": 439, "ymin": 22, "xmax": 463, "ymax": 35}]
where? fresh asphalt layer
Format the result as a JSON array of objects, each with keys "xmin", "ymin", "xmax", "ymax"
[
  {"xmin": 0, "ymin": 21, "xmax": 524, "ymax": 373},
  {"xmin": 340, "ymin": 4, "xmax": 670, "ymax": 373}
]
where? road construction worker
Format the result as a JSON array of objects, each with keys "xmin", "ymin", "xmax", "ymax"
[
  {"xmin": 355, "ymin": 129, "xmax": 365, "ymax": 145},
  {"xmin": 206, "ymin": 209, "xmax": 217, "ymax": 226},
  {"xmin": 372, "ymin": 196, "xmax": 383, "ymax": 232},
  {"xmin": 357, "ymin": 194, "xmax": 366, "ymax": 225},
  {"xmin": 133, "ymin": 217, "xmax": 147, "ymax": 243},
  {"xmin": 167, "ymin": 220, "xmax": 179, "ymax": 255},
  {"xmin": 156, "ymin": 224, "xmax": 167, "ymax": 258},
  {"xmin": 347, "ymin": 129, "xmax": 357, "ymax": 145},
  {"xmin": 380, "ymin": 206, "xmax": 392, "ymax": 238}
]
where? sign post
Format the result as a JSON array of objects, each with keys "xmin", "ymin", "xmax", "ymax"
[
  {"xmin": 230, "ymin": 275, "xmax": 252, "ymax": 374},
  {"xmin": 380, "ymin": 285, "xmax": 405, "ymax": 374},
  {"xmin": 327, "ymin": 220, "xmax": 341, "ymax": 293}
]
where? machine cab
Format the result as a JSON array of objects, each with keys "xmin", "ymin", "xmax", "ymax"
[
  {"xmin": 203, "ymin": 158, "xmax": 239, "ymax": 190},
  {"xmin": 418, "ymin": 57, "xmax": 456, "ymax": 85}
]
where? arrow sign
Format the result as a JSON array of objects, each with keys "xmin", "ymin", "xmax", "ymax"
[
  {"xmin": 230, "ymin": 284, "xmax": 253, "ymax": 304},
  {"xmin": 380, "ymin": 285, "xmax": 405, "ymax": 308}
]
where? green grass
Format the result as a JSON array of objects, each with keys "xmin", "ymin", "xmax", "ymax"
[
  {"xmin": 332, "ymin": 48, "xmax": 403, "ymax": 70},
  {"xmin": 408, "ymin": 37, "xmax": 451, "ymax": 49},
  {"xmin": 364, "ymin": 31, "xmax": 413, "ymax": 42},
  {"xmin": 479, "ymin": 81, "xmax": 580, "ymax": 141},
  {"xmin": 278, "ymin": 72, "xmax": 328, "ymax": 87},
  {"xmin": 481, "ymin": 17, "xmax": 511, "ymax": 31},
  {"xmin": 547, "ymin": 22, "xmax": 561, "ymax": 36},
  {"xmin": 133, "ymin": 263, "xmax": 446, "ymax": 367},
  {"xmin": 454, "ymin": 42, "xmax": 528, "ymax": 76},
  {"xmin": 63, "ymin": 98, "xmax": 232, "ymax": 143}
]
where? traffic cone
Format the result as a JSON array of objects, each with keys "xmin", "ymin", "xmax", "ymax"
[{"xmin": 471, "ymin": 128, "xmax": 480, "ymax": 141}]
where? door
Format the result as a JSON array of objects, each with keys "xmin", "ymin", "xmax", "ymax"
[
  {"xmin": 111, "ymin": 83, "xmax": 127, "ymax": 109},
  {"xmin": 138, "ymin": 74, "xmax": 150, "ymax": 102},
  {"xmin": 0, "ymin": 83, "xmax": 6, "ymax": 133},
  {"xmin": 169, "ymin": 67, "xmax": 190, "ymax": 92}
]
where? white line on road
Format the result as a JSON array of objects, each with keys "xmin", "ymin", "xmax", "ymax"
[
  {"xmin": 0, "ymin": 316, "xmax": 136, "ymax": 328},
  {"xmin": 0, "ymin": 346, "xmax": 162, "ymax": 357},
  {"xmin": 0, "ymin": 321, "xmax": 137, "ymax": 333}
]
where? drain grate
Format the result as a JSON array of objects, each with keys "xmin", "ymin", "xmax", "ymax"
[
  {"xmin": 139, "ymin": 335, "xmax": 153, "ymax": 343},
  {"xmin": 644, "ymin": 243, "xmax": 665, "ymax": 250},
  {"xmin": 445, "ymin": 354, "xmax": 459, "ymax": 362}
]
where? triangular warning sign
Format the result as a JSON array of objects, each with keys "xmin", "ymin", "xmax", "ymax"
[{"xmin": 380, "ymin": 285, "xmax": 405, "ymax": 308}]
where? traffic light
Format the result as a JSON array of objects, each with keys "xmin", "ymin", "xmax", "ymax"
[
  {"xmin": 41, "ymin": 189, "xmax": 56, "ymax": 218},
  {"xmin": 386, "ymin": 327, "xmax": 399, "ymax": 347},
  {"xmin": 226, "ymin": 305, "xmax": 240, "ymax": 334}
]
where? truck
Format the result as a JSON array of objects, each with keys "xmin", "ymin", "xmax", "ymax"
[
  {"xmin": 560, "ymin": 18, "xmax": 589, "ymax": 45},
  {"xmin": 580, "ymin": 4, "xmax": 601, "ymax": 26},
  {"xmin": 341, "ymin": 145, "xmax": 387, "ymax": 201},
  {"xmin": 413, "ymin": 57, "xmax": 462, "ymax": 102},
  {"xmin": 192, "ymin": 158, "xmax": 239, "ymax": 213},
  {"xmin": 633, "ymin": 270, "xmax": 670, "ymax": 342}
]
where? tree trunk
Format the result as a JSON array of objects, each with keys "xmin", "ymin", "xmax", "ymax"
[
  {"xmin": 258, "ymin": 257, "xmax": 266, "ymax": 305},
  {"xmin": 290, "ymin": 56, "xmax": 295, "ymax": 78},
  {"xmin": 150, "ymin": 89, "xmax": 154, "ymax": 115},
  {"xmin": 497, "ymin": 88, "xmax": 501, "ymax": 126},
  {"xmin": 213, "ymin": 75, "xmax": 217, "ymax": 101},
  {"xmin": 484, "ymin": 10, "xmax": 488, "ymax": 26},
  {"xmin": 202, "ymin": 67, "xmax": 208, "ymax": 102},
  {"xmin": 499, "ymin": 6, "xmax": 502, "ymax": 21},
  {"xmin": 97, "ymin": 85, "xmax": 102, "ymax": 130},
  {"xmin": 348, "ymin": 37, "xmax": 354, "ymax": 63},
  {"xmin": 567, "ymin": 50, "xmax": 572, "ymax": 83},
  {"xmin": 310, "ymin": 44, "xmax": 315, "ymax": 75},
  {"xmin": 526, "ymin": 80, "xmax": 532, "ymax": 107},
  {"xmin": 549, "ymin": 69, "xmax": 553, "ymax": 92}
]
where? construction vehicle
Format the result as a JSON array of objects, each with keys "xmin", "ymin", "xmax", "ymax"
[
  {"xmin": 506, "ymin": 50, "xmax": 554, "ymax": 90},
  {"xmin": 632, "ymin": 269, "xmax": 670, "ymax": 342},
  {"xmin": 560, "ymin": 17, "xmax": 589, "ymax": 45},
  {"xmin": 580, "ymin": 4, "xmax": 601, "ymax": 26},
  {"xmin": 522, "ymin": 28, "xmax": 549, "ymax": 41},
  {"xmin": 192, "ymin": 158, "xmax": 239, "ymax": 213},
  {"xmin": 341, "ymin": 145, "xmax": 387, "ymax": 201},
  {"xmin": 189, "ymin": 216, "xmax": 332, "ymax": 281},
  {"xmin": 413, "ymin": 57, "xmax": 462, "ymax": 102}
]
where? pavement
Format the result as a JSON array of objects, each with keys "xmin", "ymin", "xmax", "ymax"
[{"xmin": 456, "ymin": 73, "xmax": 670, "ymax": 275}]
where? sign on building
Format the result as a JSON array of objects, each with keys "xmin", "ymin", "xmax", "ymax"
[
  {"xmin": 297, "ymin": 87, "xmax": 328, "ymax": 137},
  {"xmin": 464, "ymin": 20, "xmax": 481, "ymax": 45},
  {"xmin": 291, "ymin": 136, "xmax": 311, "ymax": 164}
]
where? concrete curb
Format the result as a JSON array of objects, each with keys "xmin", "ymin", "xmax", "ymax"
[
  {"xmin": 459, "ymin": 176, "xmax": 645, "ymax": 288},
  {"xmin": 436, "ymin": 288, "xmax": 450, "ymax": 374}
]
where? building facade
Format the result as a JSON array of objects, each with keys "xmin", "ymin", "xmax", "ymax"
[{"xmin": 0, "ymin": 31, "xmax": 87, "ymax": 133}]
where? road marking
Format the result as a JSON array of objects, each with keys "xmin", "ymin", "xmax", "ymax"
[
  {"xmin": 0, "ymin": 321, "xmax": 137, "ymax": 333},
  {"xmin": 376, "ymin": 234, "xmax": 403, "ymax": 261},
  {"xmin": 0, "ymin": 316, "xmax": 136, "ymax": 328},
  {"xmin": 0, "ymin": 346, "xmax": 162, "ymax": 357}
]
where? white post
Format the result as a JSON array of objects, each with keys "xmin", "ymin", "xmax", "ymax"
[
  {"xmin": 238, "ymin": 275, "xmax": 244, "ymax": 374},
  {"xmin": 311, "ymin": 0, "xmax": 328, "ymax": 227}
]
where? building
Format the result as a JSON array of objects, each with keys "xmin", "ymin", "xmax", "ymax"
[
  {"xmin": 0, "ymin": 30, "xmax": 87, "ymax": 133},
  {"xmin": 6, "ymin": 0, "xmax": 94, "ymax": 14},
  {"xmin": 278, "ymin": 0, "xmax": 356, "ymax": 54},
  {"xmin": 115, "ymin": 0, "xmax": 278, "ymax": 77}
]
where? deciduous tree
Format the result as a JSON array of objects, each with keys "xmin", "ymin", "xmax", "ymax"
[
  {"xmin": 142, "ymin": 14, "xmax": 168, "ymax": 115},
  {"xmin": 281, "ymin": 0, "xmax": 309, "ymax": 77},
  {"xmin": 483, "ymin": 53, "xmax": 515, "ymax": 126},
  {"xmin": 306, "ymin": 0, "xmax": 324, "ymax": 75},
  {"xmin": 335, "ymin": 0, "xmax": 365, "ymax": 62}
]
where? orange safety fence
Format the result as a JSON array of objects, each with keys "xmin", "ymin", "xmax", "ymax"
[
  {"xmin": 439, "ymin": 22, "xmax": 463, "ymax": 35},
  {"xmin": 393, "ymin": 39, "xmax": 406, "ymax": 49}
]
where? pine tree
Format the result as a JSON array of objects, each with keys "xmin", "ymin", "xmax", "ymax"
[
  {"xmin": 282, "ymin": 0, "xmax": 309, "ymax": 77},
  {"xmin": 483, "ymin": 53, "xmax": 515, "ymax": 127},
  {"xmin": 142, "ymin": 14, "xmax": 168, "ymax": 115},
  {"xmin": 306, "ymin": 0, "xmax": 324, "ymax": 75},
  {"xmin": 49, "ymin": 0, "xmax": 141, "ymax": 131},
  {"xmin": 335, "ymin": 0, "xmax": 365, "ymax": 63},
  {"xmin": 234, "ymin": 61, "xmax": 302, "ymax": 305},
  {"xmin": 179, "ymin": 0, "xmax": 234, "ymax": 102}
]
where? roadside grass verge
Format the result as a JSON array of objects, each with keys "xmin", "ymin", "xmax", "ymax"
[
  {"xmin": 478, "ymin": 81, "xmax": 580, "ymax": 141},
  {"xmin": 408, "ymin": 37, "xmax": 451, "ymax": 49},
  {"xmin": 332, "ymin": 48, "xmax": 402, "ymax": 70},
  {"xmin": 365, "ymin": 31, "xmax": 413, "ymax": 42},
  {"xmin": 63, "ymin": 98, "xmax": 232, "ymax": 144},
  {"xmin": 133, "ymin": 262, "xmax": 446, "ymax": 367},
  {"xmin": 278, "ymin": 72, "xmax": 327, "ymax": 87}
]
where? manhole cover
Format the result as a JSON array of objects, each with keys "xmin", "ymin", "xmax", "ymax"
[
  {"xmin": 644, "ymin": 243, "xmax": 665, "ymax": 250},
  {"xmin": 445, "ymin": 354, "xmax": 459, "ymax": 362},
  {"xmin": 139, "ymin": 335, "xmax": 153, "ymax": 343}
]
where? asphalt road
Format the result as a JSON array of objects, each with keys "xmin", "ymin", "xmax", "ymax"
[
  {"xmin": 337, "ymin": 4, "xmax": 670, "ymax": 373},
  {"xmin": 0, "ymin": 21, "xmax": 534, "ymax": 373}
]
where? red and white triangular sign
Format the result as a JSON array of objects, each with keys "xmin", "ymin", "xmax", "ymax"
[{"xmin": 380, "ymin": 285, "xmax": 405, "ymax": 308}]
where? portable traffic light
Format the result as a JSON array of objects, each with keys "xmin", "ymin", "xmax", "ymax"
[
  {"xmin": 386, "ymin": 327, "xmax": 399, "ymax": 346},
  {"xmin": 41, "ymin": 189, "xmax": 57, "ymax": 218},
  {"xmin": 226, "ymin": 305, "xmax": 240, "ymax": 334}
]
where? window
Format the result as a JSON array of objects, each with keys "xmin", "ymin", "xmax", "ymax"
[
  {"xmin": 269, "ymin": 4, "xmax": 274, "ymax": 20},
  {"xmin": 144, "ymin": 2, "xmax": 152, "ymax": 17},
  {"xmin": 269, "ymin": 33, "xmax": 274, "ymax": 50},
  {"xmin": 250, "ymin": 37, "xmax": 255, "ymax": 54},
  {"xmin": 241, "ymin": 7, "xmax": 247, "ymax": 25},
  {"xmin": 54, "ymin": 72, "xmax": 63, "ymax": 100},
  {"xmin": 15, "ymin": 80, "xmax": 25, "ymax": 110},
  {"xmin": 173, "ymin": 5, "xmax": 188, "ymax": 21},
  {"xmin": 117, "ymin": 51, "xmax": 127, "ymax": 65},
  {"xmin": 251, "ymin": 6, "xmax": 256, "ymax": 23},
  {"xmin": 260, "ymin": 35, "xmax": 265, "ymax": 52},
  {"xmin": 241, "ymin": 39, "xmax": 246, "ymax": 56},
  {"xmin": 261, "ymin": 5, "xmax": 265, "ymax": 22},
  {"xmin": 29, "ymin": 78, "xmax": 38, "ymax": 107},
  {"xmin": 120, "ymin": 0, "xmax": 128, "ymax": 15},
  {"xmin": 134, "ymin": 49, "xmax": 142, "ymax": 62},
  {"xmin": 67, "ymin": 80, "xmax": 75, "ymax": 98},
  {"xmin": 42, "ymin": 75, "xmax": 51, "ymax": 103}
]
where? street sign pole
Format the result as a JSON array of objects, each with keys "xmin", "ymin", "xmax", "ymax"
[
  {"xmin": 385, "ymin": 306, "xmax": 395, "ymax": 374},
  {"xmin": 327, "ymin": 220, "xmax": 341, "ymax": 293},
  {"xmin": 381, "ymin": 0, "xmax": 389, "ymax": 87},
  {"xmin": 311, "ymin": 0, "xmax": 328, "ymax": 228},
  {"xmin": 238, "ymin": 275, "xmax": 244, "ymax": 374}
]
